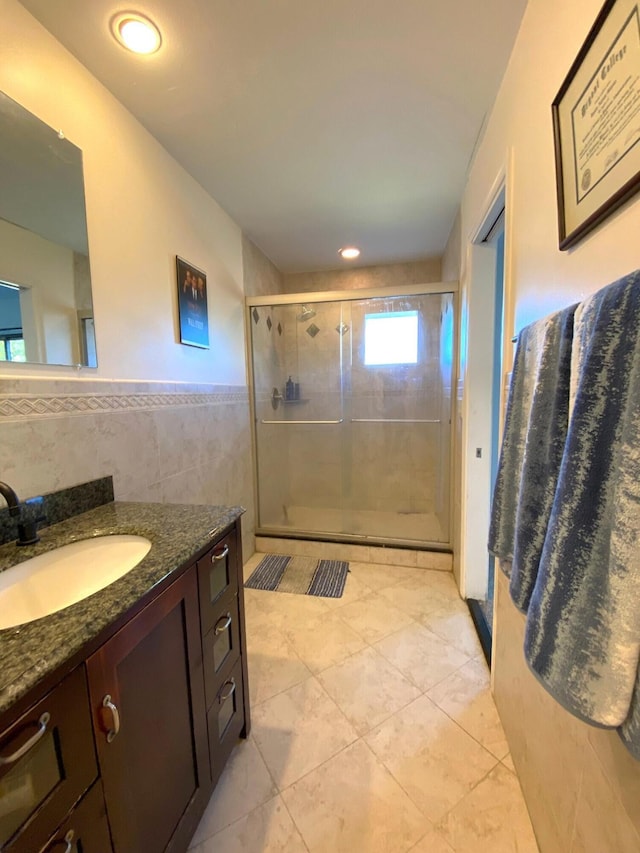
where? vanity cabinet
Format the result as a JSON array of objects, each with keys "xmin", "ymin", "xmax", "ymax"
[
  {"xmin": 0, "ymin": 516, "xmax": 249, "ymax": 853},
  {"xmin": 86, "ymin": 565, "xmax": 210, "ymax": 853},
  {"xmin": 0, "ymin": 666, "xmax": 98, "ymax": 853},
  {"xmin": 196, "ymin": 527, "xmax": 250, "ymax": 786},
  {"xmin": 39, "ymin": 781, "xmax": 112, "ymax": 853}
]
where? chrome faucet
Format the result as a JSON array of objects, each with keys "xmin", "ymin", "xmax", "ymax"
[{"xmin": 0, "ymin": 481, "xmax": 41, "ymax": 545}]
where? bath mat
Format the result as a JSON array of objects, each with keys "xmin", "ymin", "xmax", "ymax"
[{"xmin": 245, "ymin": 554, "xmax": 348, "ymax": 598}]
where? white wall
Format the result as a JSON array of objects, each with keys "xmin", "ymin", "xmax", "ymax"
[
  {"xmin": 0, "ymin": 218, "xmax": 78, "ymax": 364},
  {"xmin": 0, "ymin": 1, "xmax": 255, "ymax": 555},
  {"xmin": 446, "ymin": 0, "xmax": 640, "ymax": 848},
  {"xmin": 454, "ymin": 0, "xmax": 640, "ymax": 321},
  {"xmin": 0, "ymin": 0, "xmax": 245, "ymax": 385}
]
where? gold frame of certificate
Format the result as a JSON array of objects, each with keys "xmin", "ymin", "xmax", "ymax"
[{"xmin": 553, "ymin": 0, "xmax": 640, "ymax": 249}]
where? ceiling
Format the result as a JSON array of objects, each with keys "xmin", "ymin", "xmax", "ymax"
[{"xmin": 20, "ymin": 0, "xmax": 527, "ymax": 273}]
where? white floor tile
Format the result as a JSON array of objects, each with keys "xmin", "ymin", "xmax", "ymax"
[
  {"xmin": 252, "ymin": 676, "xmax": 358, "ymax": 788},
  {"xmin": 190, "ymin": 738, "xmax": 277, "ymax": 846},
  {"xmin": 282, "ymin": 739, "xmax": 430, "ymax": 853},
  {"xmin": 191, "ymin": 795, "xmax": 307, "ymax": 852},
  {"xmin": 318, "ymin": 646, "xmax": 421, "ymax": 735},
  {"xmin": 365, "ymin": 695, "xmax": 498, "ymax": 822},
  {"xmin": 203, "ymin": 551, "xmax": 541, "ymax": 853}
]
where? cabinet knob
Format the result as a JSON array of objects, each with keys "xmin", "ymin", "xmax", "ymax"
[
  {"xmin": 0, "ymin": 711, "xmax": 50, "ymax": 766},
  {"xmin": 102, "ymin": 694, "xmax": 121, "ymax": 743},
  {"xmin": 211, "ymin": 544, "xmax": 229, "ymax": 563}
]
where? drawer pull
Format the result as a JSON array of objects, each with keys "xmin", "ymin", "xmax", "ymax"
[
  {"xmin": 214, "ymin": 613, "xmax": 232, "ymax": 635},
  {"xmin": 219, "ymin": 678, "xmax": 236, "ymax": 704},
  {"xmin": 0, "ymin": 711, "xmax": 50, "ymax": 765},
  {"xmin": 211, "ymin": 544, "xmax": 230, "ymax": 563},
  {"xmin": 46, "ymin": 829, "xmax": 75, "ymax": 852},
  {"xmin": 103, "ymin": 694, "xmax": 120, "ymax": 743}
]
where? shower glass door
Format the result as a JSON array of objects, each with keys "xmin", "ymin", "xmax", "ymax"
[
  {"xmin": 249, "ymin": 289, "xmax": 454, "ymax": 547},
  {"xmin": 251, "ymin": 300, "xmax": 347, "ymax": 538}
]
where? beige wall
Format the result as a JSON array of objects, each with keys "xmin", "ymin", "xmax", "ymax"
[
  {"xmin": 242, "ymin": 236, "xmax": 283, "ymax": 298},
  {"xmin": 282, "ymin": 258, "xmax": 442, "ymax": 294},
  {"xmin": 446, "ymin": 0, "xmax": 640, "ymax": 848},
  {"xmin": 0, "ymin": 1, "xmax": 255, "ymax": 556}
]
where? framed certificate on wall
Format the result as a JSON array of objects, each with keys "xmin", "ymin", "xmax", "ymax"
[{"xmin": 553, "ymin": 0, "xmax": 640, "ymax": 249}]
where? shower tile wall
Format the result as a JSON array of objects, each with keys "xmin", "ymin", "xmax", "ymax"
[{"xmin": 0, "ymin": 377, "xmax": 255, "ymax": 557}]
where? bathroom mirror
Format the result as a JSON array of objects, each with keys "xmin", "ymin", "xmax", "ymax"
[{"xmin": 0, "ymin": 90, "xmax": 97, "ymax": 367}]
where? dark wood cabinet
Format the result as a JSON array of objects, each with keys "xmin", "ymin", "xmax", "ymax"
[
  {"xmin": 0, "ymin": 666, "xmax": 98, "ymax": 853},
  {"xmin": 39, "ymin": 780, "xmax": 112, "ymax": 853},
  {"xmin": 207, "ymin": 658, "xmax": 246, "ymax": 786},
  {"xmin": 0, "ymin": 517, "xmax": 249, "ymax": 853},
  {"xmin": 196, "ymin": 523, "xmax": 250, "ymax": 786},
  {"xmin": 86, "ymin": 567, "xmax": 209, "ymax": 853},
  {"xmin": 197, "ymin": 528, "xmax": 239, "ymax": 634}
]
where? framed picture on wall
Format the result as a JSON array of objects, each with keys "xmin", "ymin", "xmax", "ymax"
[
  {"xmin": 552, "ymin": 0, "xmax": 640, "ymax": 249},
  {"xmin": 176, "ymin": 256, "xmax": 209, "ymax": 348}
]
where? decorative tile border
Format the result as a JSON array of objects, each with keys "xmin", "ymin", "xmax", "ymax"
[{"xmin": 0, "ymin": 387, "xmax": 249, "ymax": 422}]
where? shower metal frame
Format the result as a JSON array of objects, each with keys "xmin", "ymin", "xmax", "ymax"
[{"xmin": 245, "ymin": 282, "xmax": 459, "ymax": 551}]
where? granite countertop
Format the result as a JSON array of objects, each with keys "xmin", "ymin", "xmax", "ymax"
[{"xmin": 0, "ymin": 501, "xmax": 244, "ymax": 716}]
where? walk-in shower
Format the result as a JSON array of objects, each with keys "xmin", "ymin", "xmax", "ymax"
[{"xmin": 247, "ymin": 284, "xmax": 456, "ymax": 549}]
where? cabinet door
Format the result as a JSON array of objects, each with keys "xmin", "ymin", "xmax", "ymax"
[
  {"xmin": 86, "ymin": 568, "xmax": 209, "ymax": 853},
  {"xmin": 39, "ymin": 780, "xmax": 112, "ymax": 853},
  {"xmin": 0, "ymin": 667, "xmax": 97, "ymax": 853}
]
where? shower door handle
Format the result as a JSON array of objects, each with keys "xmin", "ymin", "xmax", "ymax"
[
  {"xmin": 261, "ymin": 418, "xmax": 344, "ymax": 425},
  {"xmin": 350, "ymin": 418, "xmax": 441, "ymax": 424}
]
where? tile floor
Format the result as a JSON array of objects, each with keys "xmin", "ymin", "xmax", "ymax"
[{"xmin": 189, "ymin": 554, "xmax": 539, "ymax": 853}]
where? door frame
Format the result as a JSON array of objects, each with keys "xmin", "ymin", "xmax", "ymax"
[{"xmin": 457, "ymin": 163, "xmax": 514, "ymax": 605}]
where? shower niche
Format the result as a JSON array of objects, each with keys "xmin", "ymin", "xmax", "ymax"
[{"xmin": 247, "ymin": 286, "xmax": 455, "ymax": 549}]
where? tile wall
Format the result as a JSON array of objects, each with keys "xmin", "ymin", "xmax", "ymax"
[
  {"xmin": 494, "ymin": 570, "xmax": 640, "ymax": 852},
  {"xmin": 0, "ymin": 378, "xmax": 255, "ymax": 558}
]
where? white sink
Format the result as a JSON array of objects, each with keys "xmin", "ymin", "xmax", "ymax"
[{"xmin": 0, "ymin": 535, "xmax": 152, "ymax": 630}]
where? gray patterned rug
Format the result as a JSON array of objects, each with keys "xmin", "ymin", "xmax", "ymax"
[{"xmin": 245, "ymin": 554, "xmax": 348, "ymax": 598}]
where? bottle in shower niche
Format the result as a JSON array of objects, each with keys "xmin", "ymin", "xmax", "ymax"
[
  {"xmin": 294, "ymin": 381, "xmax": 300, "ymax": 400},
  {"xmin": 285, "ymin": 375, "xmax": 294, "ymax": 401}
]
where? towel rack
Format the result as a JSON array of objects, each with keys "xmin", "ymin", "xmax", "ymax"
[
  {"xmin": 350, "ymin": 418, "xmax": 441, "ymax": 424},
  {"xmin": 261, "ymin": 418, "xmax": 344, "ymax": 425}
]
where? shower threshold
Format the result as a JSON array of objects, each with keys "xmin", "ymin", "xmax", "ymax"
[{"xmin": 257, "ymin": 504, "xmax": 450, "ymax": 552}]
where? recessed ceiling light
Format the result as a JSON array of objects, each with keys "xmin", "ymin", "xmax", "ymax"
[
  {"xmin": 111, "ymin": 12, "xmax": 162, "ymax": 54},
  {"xmin": 339, "ymin": 247, "xmax": 360, "ymax": 260}
]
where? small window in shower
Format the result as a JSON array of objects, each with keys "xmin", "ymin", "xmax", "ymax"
[{"xmin": 364, "ymin": 310, "xmax": 418, "ymax": 366}]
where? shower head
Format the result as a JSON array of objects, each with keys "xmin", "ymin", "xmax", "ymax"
[{"xmin": 296, "ymin": 305, "xmax": 316, "ymax": 322}]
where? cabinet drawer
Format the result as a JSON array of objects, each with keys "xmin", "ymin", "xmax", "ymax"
[
  {"xmin": 207, "ymin": 659, "xmax": 245, "ymax": 786},
  {"xmin": 197, "ymin": 530, "xmax": 239, "ymax": 634},
  {"xmin": 0, "ymin": 666, "xmax": 98, "ymax": 853},
  {"xmin": 203, "ymin": 595, "xmax": 241, "ymax": 709},
  {"xmin": 39, "ymin": 780, "xmax": 112, "ymax": 853}
]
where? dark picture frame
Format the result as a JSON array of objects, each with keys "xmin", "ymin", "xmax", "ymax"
[
  {"xmin": 552, "ymin": 0, "xmax": 640, "ymax": 249},
  {"xmin": 176, "ymin": 256, "xmax": 209, "ymax": 349}
]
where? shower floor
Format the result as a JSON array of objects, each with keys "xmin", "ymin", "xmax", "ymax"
[{"xmin": 261, "ymin": 504, "xmax": 447, "ymax": 547}]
